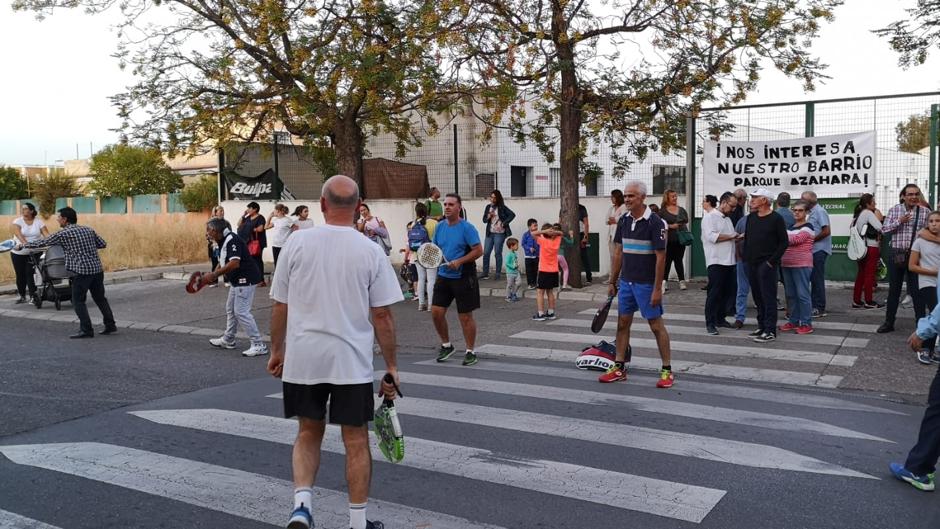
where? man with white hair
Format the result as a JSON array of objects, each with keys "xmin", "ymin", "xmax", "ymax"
[
  {"xmin": 267, "ymin": 175, "xmax": 403, "ymax": 529},
  {"xmin": 743, "ymin": 188, "xmax": 789, "ymax": 343},
  {"xmin": 600, "ymin": 180, "xmax": 675, "ymax": 388}
]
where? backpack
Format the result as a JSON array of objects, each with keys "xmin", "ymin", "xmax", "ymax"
[
  {"xmin": 407, "ymin": 218, "xmax": 431, "ymax": 250},
  {"xmin": 847, "ymin": 219, "xmax": 868, "ymax": 261}
]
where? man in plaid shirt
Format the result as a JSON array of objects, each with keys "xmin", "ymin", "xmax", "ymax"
[
  {"xmin": 20, "ymin": 207, "xmax": 116, "ymax": 339},
  {"xmin": 879, "ymin": 184, "xmax": 932, "ymax": 334}
]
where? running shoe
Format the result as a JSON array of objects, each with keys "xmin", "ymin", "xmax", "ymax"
[
  {"xmin": 851, "ymin": 302, "xmax": 866, "ymax": 309},
  {"xmin": 656, "ymin": 369, "xmax": 675, "ymax": 389},
  {"xmin": 598, "ymin": 364, "xmax": 627, "ymax": 383},
  {"xmin": 363, "ymin": 521, "xmax": 385, "ymax": 529},
  {"xmin": 287, "ymin": 504, "xmax": 313, "ymax": 529},
  {"xmin": 889, "ymin": 462, "xmax": 935, "ymax": 491},
  {"xmin": 753, "ymin": 332, "xmax": 776, "ymax": 343},
  {"xmin": 865, "ymin": 302, "xmax": 885, "ymax": 309},
  {"xmin": 209, "ymin": 337, "xmax": 236, "ymax": 349},
  {"xmin": 436, "ymin": 344, "xmax": 455, "ymax": 362},
  {"xmin": 706, "ymin": 326, "xmax": 719, "ymax": 335},
  {"xmin": 532, "ymin": 313, "xmax": 547, "ymax": 321},
  {"xmin": 242, "ymin": 343, "xmax": 269, "ymax": 357},
  {"xmin": 778, "ymin": 322, "xmax": 798, "ymax": 333},
  {"xmin": 812, "ymin": 308, "xmax": 828, "ymax": 318},
  {"xmin": 545, "ymin": 312, "xmax": 557, "ymax": 320},
  {"xmin": 462, "ymin": 351, "xmax": 478, "ymax": 366},
  {"xmin": 733, "ymin": 320, "xmax": 744, "ymax": 329},
  {"xmin": 748, "ymin": 329, "xmax": 763, "ymax": 337},
  {"xmin": 917, "ymin": 350, "xmax": 935, "ymax": 365},
  {"xmin": 796, "ymin": 325, "xmax": 814, "ymax": 335},
  {"xmin": 679, "ymin": 281, "xmax": 687, "ymax": 290},
  {"xmin": 716, "ymin": 320, "xmax": 734, "ymax": 329}
]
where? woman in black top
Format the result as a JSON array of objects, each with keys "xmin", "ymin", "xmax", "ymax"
[
  {"xmin": 480, "ymin": 189, "xmax": 516, "ymax": 280},
  {"xmin": 659, "ymin": 189, "xmax": 690, "ymax": 290},
  {"xmin": 237, "ymin": 201, "xmax": 267, "ymax": 286}
]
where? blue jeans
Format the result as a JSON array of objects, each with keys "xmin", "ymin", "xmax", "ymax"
[
  {"xmin": 811, "ymin": 251, "xmax": 829, "ymax": 312},
  {"xmin": 735, "ymin": 261, "xmax": 750, "ymax": 322},
  {"xmin": 482, "ymin": 232, "xmax": 506, "ymax": 278},
  {"xmin": 905, "ymin": 363, "xmax": 940, "ymax": 475},
  {"xmin": 782, "ymin": 266, "xmax": 812, "ymax": 326}
]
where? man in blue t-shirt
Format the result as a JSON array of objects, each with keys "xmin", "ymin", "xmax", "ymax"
[
  {"xmin": 599, "ymin": 181, "xmax": 674, "ymax": 389},
  {"xmin": 431, "ymin": 193, "xmax": 484, "ymax": 366},
  {"xmin": 802, "ymin": 191, "xmax": 831, "ymax": 317}
]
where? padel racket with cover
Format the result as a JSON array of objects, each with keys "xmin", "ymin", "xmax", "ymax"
[
  {"xmin": 414, "ymin": 242, "xmax": 450, "ymax": 269},
  {"xmin": 185, "ymin": 271, "xmax": 208, "ymax": 294},
  {"xmin": 0, "ymin": 239, "xmax": 16, "ymax": 254},
  {"xmin": 374, "ymin": 373, "xmax": 404, "ymax": 463},
  {"xmin": 591, "ymin": 295, "xmax": 615, "ymax": 333}
]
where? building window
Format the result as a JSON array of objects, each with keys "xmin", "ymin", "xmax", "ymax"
[
  {"xmin": 550, "ymin": 168, "xmax": 560, "ymax": 197},
  {"xmin": 653, "ymin": 165, "xmax": 686, "ymax": 195}
]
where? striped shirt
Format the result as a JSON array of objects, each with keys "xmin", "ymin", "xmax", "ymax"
[
  {"xmin": 882, "ymin": 203, "xmax": 930, "ymax": 252},
  {"xmin": 781, "ymin": 224, "xmax": 815, "ymax": 268},
  {"xmin": 24, "ymin": 224, "xmax": 106, "ymax": 275},
  {"xmin": 614, "ymin": 206, "xmax": 667, "ymax": 284}
]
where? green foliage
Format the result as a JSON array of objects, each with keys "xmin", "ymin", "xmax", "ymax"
[
  {"xmin": 896, "ymin": 111, "xmax": 933, "ymax": 154},
  {"xmin": 179, "ymin": 175, "xmax": 219, "ymax": 212},
  {"xmin": 876, "ymin": 4, "xmax": 940, "ymax": 67},
  {"xmin": 33, "ymin": 169, "xmax": 78, "ymax": 217},
  {"xmin": 0, "ymin": 166, "xmax": 28, "ymax": 200},
  {"xmin": 88, "ymin": 144, "xmax": 182, "ymax": 197}
]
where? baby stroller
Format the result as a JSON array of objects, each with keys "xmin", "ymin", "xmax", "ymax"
[{"xmin": 30, "ymin": 245, "xmax": 72, "ymax": 310}]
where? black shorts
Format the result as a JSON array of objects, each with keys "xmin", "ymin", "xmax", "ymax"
[
  {"xmin": 283, "ymin": 382, "xmax": 374, "ymax": 426},
  {"xmin": 537, "ymin": 271, "xmax": 559, "ymax": 290},
  {"xmin": 432, "ymin": 274, "xmax": 480, "ymax": 313}
]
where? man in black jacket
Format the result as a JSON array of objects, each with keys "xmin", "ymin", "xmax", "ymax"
[{"xmin": 743, "ymin": 188, "xmax": 789, "ymax": 343}]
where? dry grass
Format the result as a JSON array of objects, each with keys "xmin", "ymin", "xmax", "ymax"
[{"xmin": 0, "ymin": 214, "xmax": 208, "ymax": 283}]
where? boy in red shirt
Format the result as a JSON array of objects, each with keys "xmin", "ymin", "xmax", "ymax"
[{"xmin": 532, "ymin": 223, "xmax": 563, "ymax": 321}]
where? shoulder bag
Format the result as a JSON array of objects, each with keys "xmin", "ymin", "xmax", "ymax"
[
  {"xmin": 847, "ymin": 219, "xmax": 867, "ymax": 261},
  {"xmin": 247, "ymin": 220, "xmax": 262, "ymax": 257}
]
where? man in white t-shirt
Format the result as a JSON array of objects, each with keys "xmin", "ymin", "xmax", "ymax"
[
  {"xmin": 267, "ymin": 175, "xmax": 404, "ymax": 529},
  {"xmin": 701, "ymin": 194, "xmax": 741, "ymax": 335}
]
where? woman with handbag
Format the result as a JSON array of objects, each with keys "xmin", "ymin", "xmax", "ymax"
[
  {"xmin": 480, "ymin": 189, "xmax": 516, "ymax": 281},
  {"xmin": 356, "ymin": 203, "xmax": 391, "ymax": 254},
  {"xmin": 852, "ymin": 194, "xmax": 884, "ymax": 309},
  {"xmin": 660, "ymin": 189, "xmax": 691, "ymax": 291},
  {"xmin": 238, "ymin": 201, "xmax": 267, "ymax": 287}
]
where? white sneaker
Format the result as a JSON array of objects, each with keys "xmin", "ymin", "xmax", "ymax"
[
  {"xmin": 209, "ymin": 337, "xmax": 236, "ymax": 349},
  {"xmin": 679, "ymin": 280, "xmax": 687, "ymax": 291},
  {"xmin": 242, "ymin": 343, "xmax": 269, "ymax": 357},
  {"xmin": 662, "ymin": 279, "xmax": 668, "ymax": 292}
]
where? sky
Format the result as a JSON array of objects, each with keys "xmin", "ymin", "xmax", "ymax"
[{"xmin": 0, "ymin": 0, "xmax": 938, "ymax": 166}]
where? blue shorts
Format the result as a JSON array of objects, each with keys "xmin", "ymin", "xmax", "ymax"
[{"xmin": 618, "ymin": 280, "xmax": 664, "ymax": 320}]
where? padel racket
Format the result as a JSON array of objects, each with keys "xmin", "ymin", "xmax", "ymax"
[
  {"xmin": 374, "ymin": 373, "xmax": 404, "ymax": 463},
  {"xmin": 0, "ymin": 239, "xmax": 16, "ymax": 254},
  {"xmin": 591, "ymin": 295, "xmax": 615, "ymax": 333},
  {"xmin": 414, "ymin": 242, "xmax": 450, "ymax": 269},
  {"xmin": 185, "ymin": 271, "xmax": 208, "ymax": 294}
]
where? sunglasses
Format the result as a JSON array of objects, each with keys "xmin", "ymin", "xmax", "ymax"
[{"xmin": 791, "ymin": 208, "xmax": 805, "ymax": 212}]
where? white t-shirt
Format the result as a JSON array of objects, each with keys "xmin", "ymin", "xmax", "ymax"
[
  {"xmin": 912, "ymin": 237, "xmax": 940, "ymax": 289},
  {"xmin": 269, "ymin": 216, "xmax": 294, "ymax": 247},
  {"xmin": 270, "ymin": 224, "xmax": 404, "ymax": 385},
  {"xmin": 11, "ymin": 217, "xmax": 45, "ymax": 256},
  {"xmin": 700, "ymin": 208, "xmax": 736, "ymax": 266},
  {"xmin": 292, "ymin": 217, "xmax": 315, "ymax": 231},
  {"xmin": 607, "ymin": 204, "xmax": 627, "ymax": 242}
]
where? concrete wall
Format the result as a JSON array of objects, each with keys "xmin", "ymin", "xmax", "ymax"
[{"xmin": 221, "ymin": 195, "xmax": 686, "ymax": 278}]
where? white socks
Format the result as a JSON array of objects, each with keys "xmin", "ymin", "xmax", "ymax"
[
  {"xmin": 350, "ymin": 502, "xmax": 367, "ymax": 529},
  {"xmin": 442, "ymin": 341, "xmax": 452, "ymax": 348},
  {"xmin": 294, "ymin": 487, "xmax": 313, "ymax": 510}
]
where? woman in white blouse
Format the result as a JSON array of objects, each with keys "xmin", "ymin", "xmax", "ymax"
[
  {"xmin": 290, "ymin": 205, "xmax": 316, "ymax": 231},
  {"xmin": 9, "ymin": 202, "xmax": 49, "ymax": 304}
]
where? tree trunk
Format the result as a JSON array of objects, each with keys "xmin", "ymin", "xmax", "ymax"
[
  {"xmin": 554, "ymin": 18, "xmax": 585, "ymax": 288},
  {"xmin": 333, "ymin": 115, "xmax": 365, "ymax": 193}
]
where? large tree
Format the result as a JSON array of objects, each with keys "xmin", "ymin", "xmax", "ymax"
[
  {"xmin": 896, "ymin": 111, "xmax": 933, "ymax": 154},
  {"xmin": 14, "ymin": 0, "xmax": 460, "ymax": 189},
  {"xmin": 0, "ymin": 167, "xmax": 28, "ymax": 201},
  {"xmin": 458, "ymin": 0, "xmax": 840, "ymax": 285},
  {"xmin": 88, "ymin": 144, "xmax": 183, "ymax": 197}
]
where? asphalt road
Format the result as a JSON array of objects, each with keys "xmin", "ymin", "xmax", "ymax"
[{"xmin": 1, "ymin": 278, "xmax": 939, "ymax": 528}]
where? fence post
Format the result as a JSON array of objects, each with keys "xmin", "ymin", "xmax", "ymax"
[
  {"xmin": 805, "ymin": 102, "xmax": 815, "ymax": 138},
  {"xmin": 930, "ymin": 104, "xmax": 939, "ymax": 208}
]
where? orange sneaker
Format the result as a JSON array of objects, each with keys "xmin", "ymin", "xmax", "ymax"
[
  {"xmin": 598, "ymin": 364, "xmax": 627, "ymax": 383},
  {"xmin": 778, "ymin": 322, "xmax": 798, "ymax": 332},
  {"xmin": 656, "ymin": 369, "xmax": 675, "ymax": 389},
  {"xmin": 796, "ymin": 325, "xmax": 814, "ymax": 335}
]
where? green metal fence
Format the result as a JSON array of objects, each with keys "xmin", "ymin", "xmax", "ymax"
[
  {"xmin": 0, "ymin": 200, "xmax": 17, "ymax": 216},
  {"xmin": 71, "ymin": 197, "xmax": 97, "ymax": 214},
  {"xmin": 132, "ymin": 194, "xmax": 162, "ymax": 214},
  {"xmin": 688, "ymin": 92, "xmax": 940, "ymax": 281},
  {"xmin": 167, "ymin": 193, "xmax": 186, "ymax": 213},
  {"xmin": 100, "ymin": 197, "xmax": 127, "ymax": 214}
]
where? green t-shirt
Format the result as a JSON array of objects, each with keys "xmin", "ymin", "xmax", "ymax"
[
  {"xmin": 558, "ymin": 235, "xmax": 574, "ymax": 256},
  {"xmin": 505, "ymin": 250, "xmax": 519, "ymax": 273},
  {"xmin": 426, "ymin": 199, "xmax": 444, "ymax": 218}
]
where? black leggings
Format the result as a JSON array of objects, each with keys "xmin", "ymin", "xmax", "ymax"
[
  {"xmin": 10, "ymin": 253, "xmax": 36, "ymax": 297},
  {"xmin": 665, "ymin": 240, "xmax": 686, "ymax": 281}
]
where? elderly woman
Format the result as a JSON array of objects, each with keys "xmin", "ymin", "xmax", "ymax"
[
  {"xmin": 10, "ymin": 202, "xmax": 49, "ymax": 304},
  {"xmin": 779, "ymin": 200, "xmax": 816, "ymax": 335}
]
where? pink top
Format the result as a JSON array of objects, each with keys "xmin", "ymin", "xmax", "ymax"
[{"xmin": 781, "ymin": 225, "xmax": 814, "ymax": 268}]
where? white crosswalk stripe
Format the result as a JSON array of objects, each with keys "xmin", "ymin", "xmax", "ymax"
[
  {"xmin": 0, "ymin": 442, "xmax": 505, "ymax": 529},
  {"xmin": 511, "ymin": 330, "xmax": 858, "ymax": 367},
  {"xmin": 474, "ymin": 344, "xmax": 845, "ymax": 388},
  {"xmin": 0, "ymin": 509, "xmax": 63, "ymax": 529},
  {"xmin": 131, "ymin": 409, "xmax": 728, "ymax": 523},
  {"xmin": 414, "ymin": 358, "xmax": 900, "ymax": 414},
  {"xmin": 549, "ymin": 318, "xmax": 870, "ymax": 348},
  {"xmin": 576, "ymin": 309, "xmax": 881, "ymax": 333}
]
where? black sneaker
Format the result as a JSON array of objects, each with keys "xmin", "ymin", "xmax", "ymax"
[
  {"xmin": 532, "ymin": 313, "xmax": 547, "ymax": 321},
  {"xmin": 478, "ymin": 274, "xmax": 490, "ymax": 280},
  {"xmin": 753, "ymin": 332, "xmax": 776, "ymax": 343},
  {"xmin": 865, "ymin": 302, "xmax": 885, "ymax": 309},
  {"xmin": 545, "ymin": 312, "xmax": 557, "ymax": 320},
  {"xmin": 852, "ymin": 302, "xmax": 866, "ymax": 309},
  {"xmin": 436, "ymin": 344, "xmax": 456, "ymax": 362},
  {"xmin": 748, "ymin": 329, "xmax": 763, "ymax": 337},
  {"xmin": 876, "ymin": 322, "xmax": 895, "ymax": 334},
  {"xmin": 812, "ymin": 308, "xmax": 828, "ymax": 318},
  {"xmin": 706, "ymin": 326, "xmax": 719, "ymax": 336},
  {"xmin": 716, "ymin": 320, "xmax": 734, "ymax": 329},
  {"xmin": 358, "ymin": 522, "xmax": 385, "ymax": 529}
]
